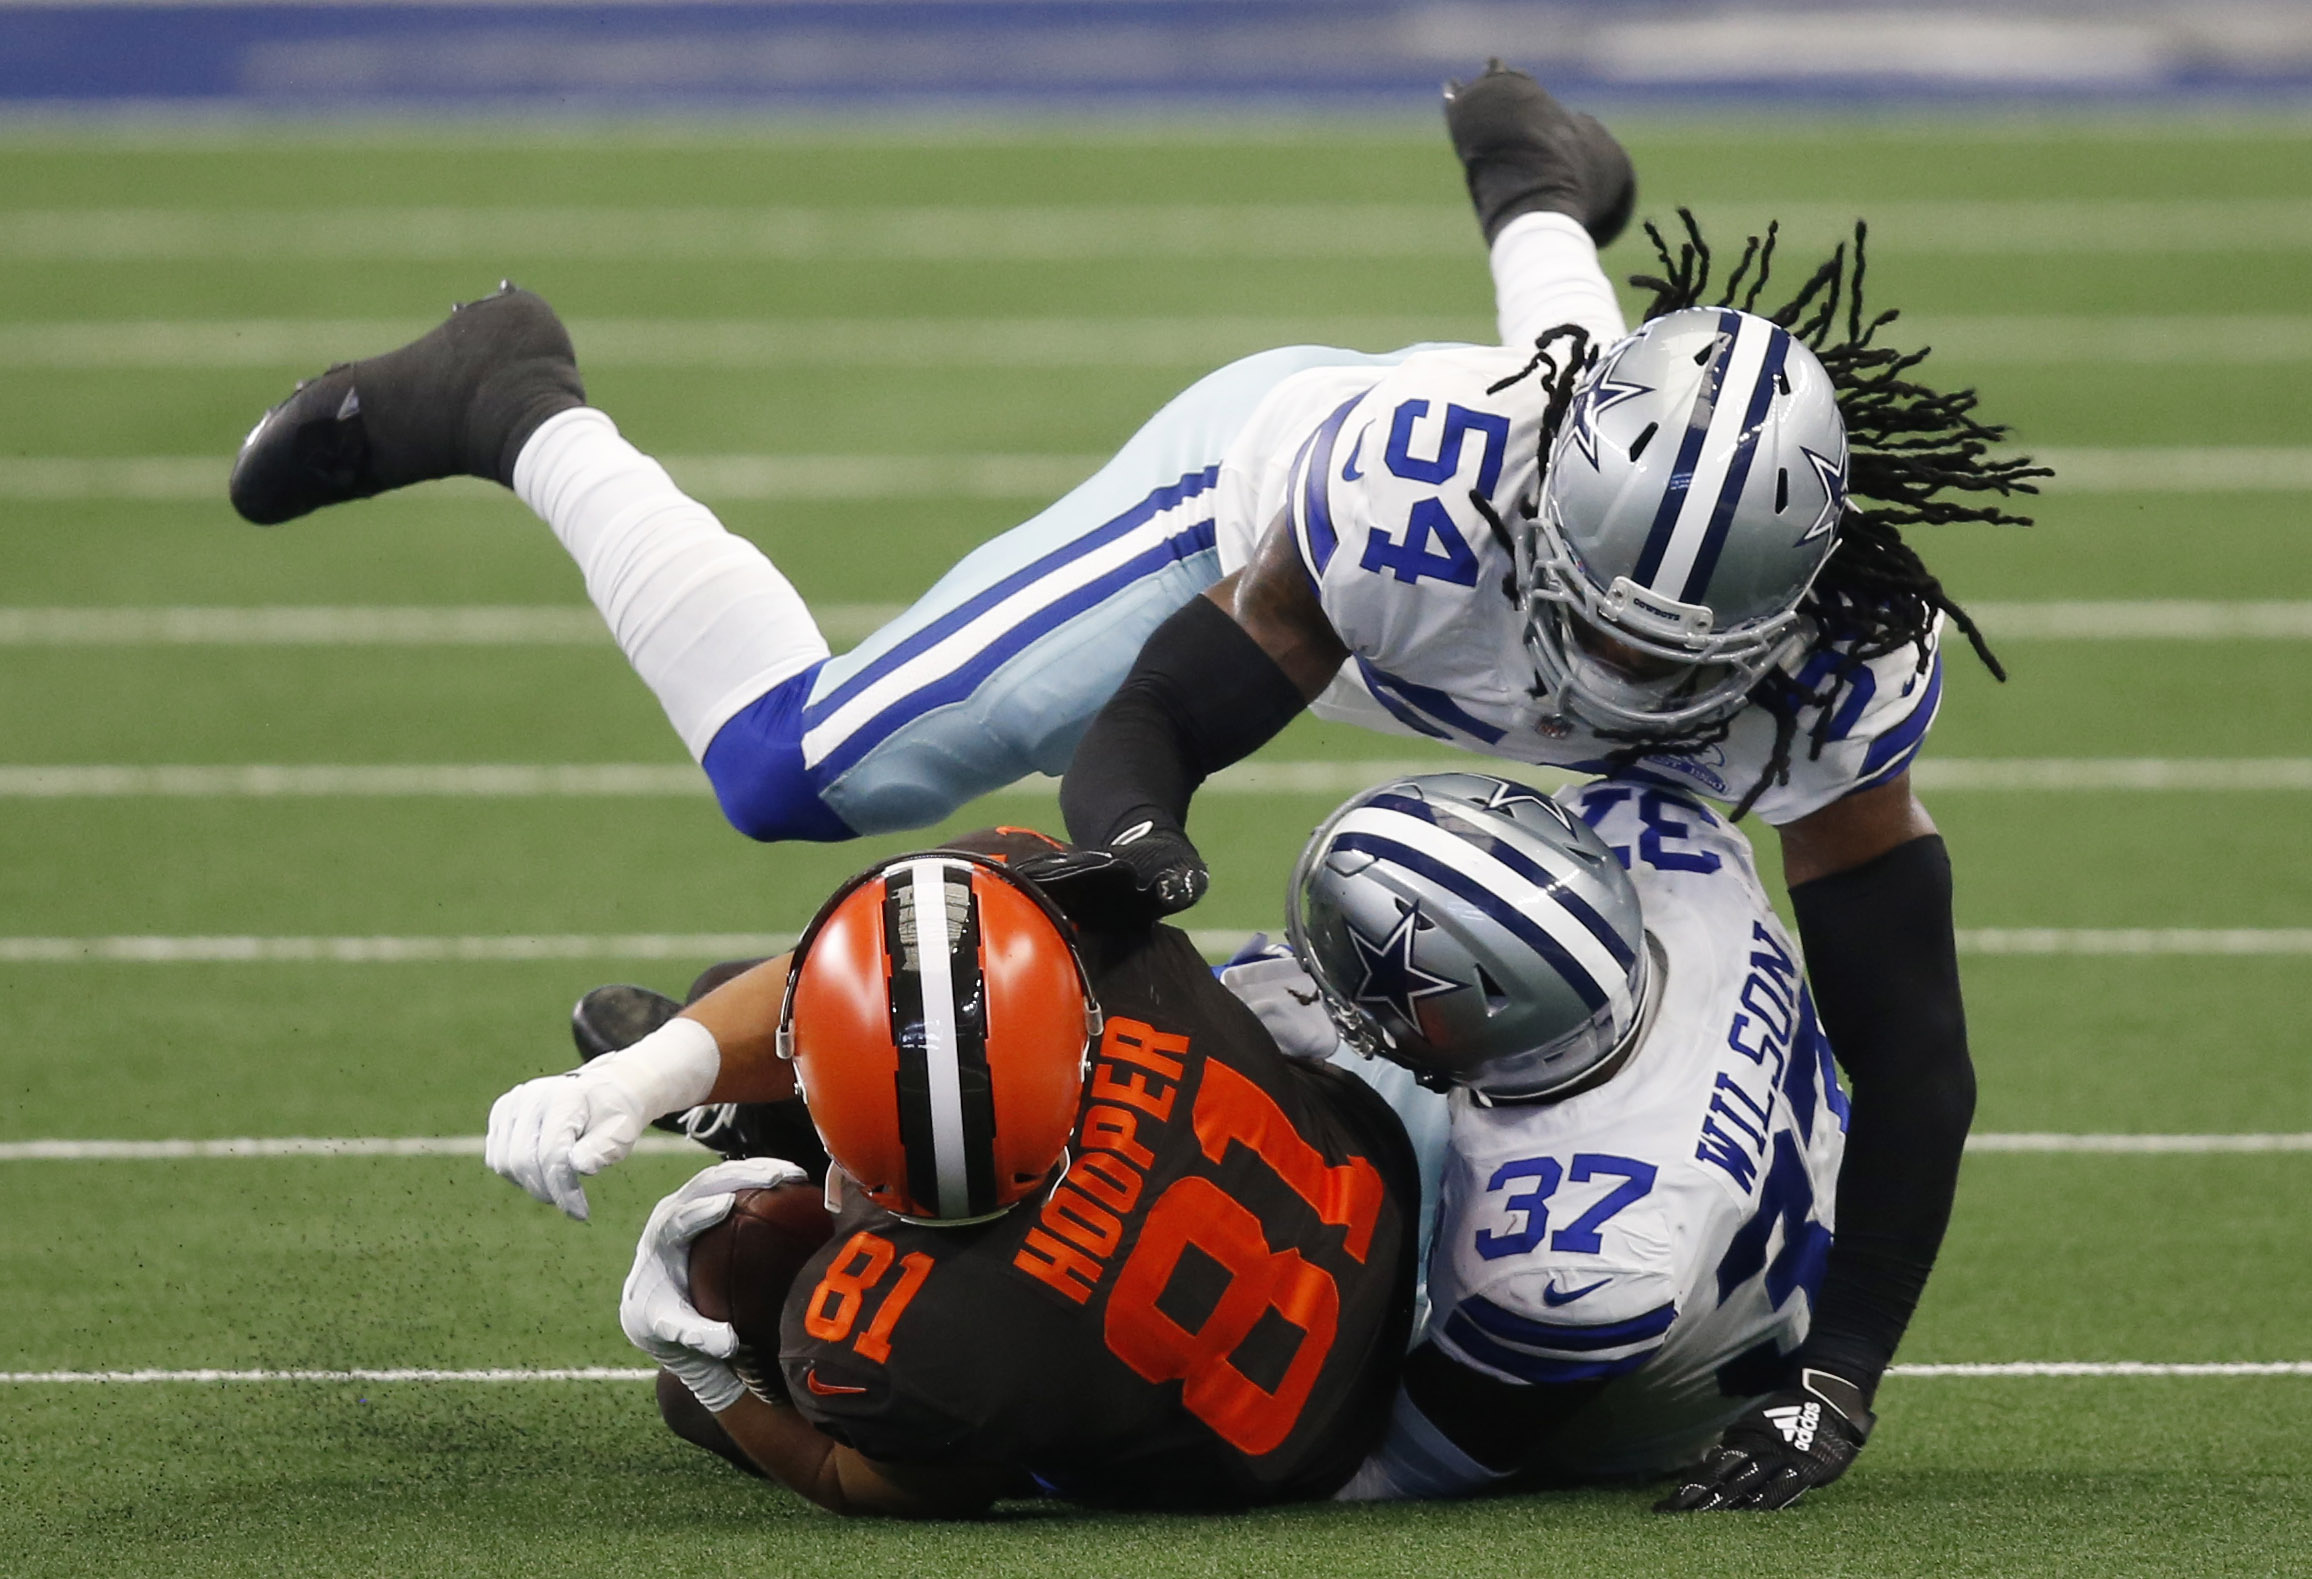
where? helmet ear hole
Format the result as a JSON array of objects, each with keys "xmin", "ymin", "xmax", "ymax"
[{"xmin": 1477, "ymin": 964, "xmax": 1509, "ymax": 1017}]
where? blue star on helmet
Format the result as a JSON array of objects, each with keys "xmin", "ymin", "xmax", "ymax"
[
  {"xmin": 1477, "ymin": 778, "xmax": 1578, "ymax": 832},
  {"xmin": 1796, "ymin": 444, "xmax": 1849, "ymax": 545},
  {"xmin": 1564, "ymin": 357, "xmax": 1654, "ymax": 471},
  {"xmin": 1347, "ymin": 906, "xmax": 1465, "ymax": 1028}
]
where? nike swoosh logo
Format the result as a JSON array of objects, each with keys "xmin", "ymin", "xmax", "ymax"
[
  {"xmin": 1340, "ymin": 427, "xmax": 1367, "ymax": 481},
  {"xmin": 804, "ymin": 1368, "xmax": 869, "ymax": 1396},
  {"xmin": 1540, "ymin": 1277, "xmax": 1611, "ymax": 1307}
]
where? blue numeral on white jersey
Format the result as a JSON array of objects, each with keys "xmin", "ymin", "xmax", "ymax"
[{"xmin": 1361, "ymin": 497, "xmax": 1481, "ymax": 585}]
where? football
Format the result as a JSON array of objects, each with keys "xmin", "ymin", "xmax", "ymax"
[{"xmin": 687, "ymin": 1180, "xmax": 838, "ymax": 1399}]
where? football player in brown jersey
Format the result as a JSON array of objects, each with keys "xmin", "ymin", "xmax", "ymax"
[{"xmin": 490, "ymin": 828, "xmax": 1419, "ymax": 1516}]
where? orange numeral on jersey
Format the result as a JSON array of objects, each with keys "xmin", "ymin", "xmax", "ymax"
[
  {"xmin": 804, "ymin": 1231, "xmax": 934, "ymax": 1365},
  {"xmin": 1192, "ymin": 1060, "xmax": 1383, "ymax": 1262},
  {"xmin": 1104, "ymin": 1176, "xmax": 1340, "ymax": 1457}
]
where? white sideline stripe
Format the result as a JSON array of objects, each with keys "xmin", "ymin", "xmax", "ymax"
[
  {"xmin": 7, "ymin": 1133, "xmax": 2303, "ymax": 1163},
  {"xmin": 7, "ymin": 758, "xmax": 2312, "ymax": 800},
  {"xmin": 5, "ymin": 449, "xmax": 2311, "ymax": 501},
  {"xmin": 0, "ymin": 1360, "xmax": 2304, "ymax": 1384},
  {"xmin": 0, "ymin": 454, "xmax": 1102, "ymax": 503},
  {"xmin": 3, "ymin": 930, "xmax": 2311, "ymax": 966},
  {"xmin": 10, "ymin": 315, "xmax": 2312, "ymax": 373},
  {"xmin": 1, "ymin": 200, "xmax": 2308, "ymax": 262},
  {"xmin": 7, "ymin": 602, "xmax": 2312, "ymax": 648}
]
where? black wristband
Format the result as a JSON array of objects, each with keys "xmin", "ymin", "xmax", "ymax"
[
  {"xmin": 1059, "ymin": 594, "xmax": 1309, "ymax": 848},
  {"xmin": 1789, "ymin": 833, "xmax": 1976, "ymax": 1398}
]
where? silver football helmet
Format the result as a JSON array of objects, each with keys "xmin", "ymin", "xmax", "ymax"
[
  {"xmin": 1520, "ymin": 306, "xmax": 1849, "ymax": 735},
  {"xmin": 1286, "ymin": 772, "xmax": 1655, "ymax": 1102}
]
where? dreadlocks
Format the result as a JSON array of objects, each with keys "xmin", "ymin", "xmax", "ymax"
[{"xmin": 1498, "ymin": 208, "xmax": 2050, "ymax": 818}]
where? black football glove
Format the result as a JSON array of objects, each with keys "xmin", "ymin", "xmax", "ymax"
[
  {"xmin": 1108, "ymin": 821, "xmax": 1208, "ymax": 914},
  {"xmin": 1013, "ymin": 828, "xmax": 1208, "ymax": 933},
  {"xmin": 1654, "ymin": 1368, "xmax": 1875, "ymax": 1512}
]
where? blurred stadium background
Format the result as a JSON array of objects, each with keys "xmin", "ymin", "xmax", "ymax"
[{"xmin": 1, "ymin": 3, "xmax": 2306, "ymax": 1575}]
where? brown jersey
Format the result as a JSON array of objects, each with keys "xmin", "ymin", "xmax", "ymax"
[{"xmin": 776, "ymin": 838, "xmax": 1418, "ymax": 1509}]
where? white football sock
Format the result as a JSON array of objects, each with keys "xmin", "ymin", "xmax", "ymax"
[
  {"xmin": 1491, "ymin": 210, "xmax": 1628, "ymax": 353},
  {"xmin": 513, "ymin": 408, "xmax": 829, "ymax": 762}
]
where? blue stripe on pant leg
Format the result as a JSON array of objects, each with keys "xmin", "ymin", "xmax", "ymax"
[
  {"xmin": 811, "ymin": 539, "xmax": 1222, "ymax": 836},
  {"xmin": 697, "ymin": 344, "xmax": 1446, "ymax": 846},
  {"xmin": 816, "ymin": 343, "xmax": 1434, "ymax": 716},
  {"xmin": 808, "ymin": 465, "xmax": 1220, "ymax": 719},
  {"xmin": 810, "ymin": 517, "xmax": 1219, "ymax": 786},
  {"xmin": 700, "ymin": 659, "xmax": 857, "ymax": 842}
]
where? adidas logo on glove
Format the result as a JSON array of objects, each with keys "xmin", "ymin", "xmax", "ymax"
[{"xmin": 1764, "ymin": 1401, "xmax": 1822, "ymax": 1453}]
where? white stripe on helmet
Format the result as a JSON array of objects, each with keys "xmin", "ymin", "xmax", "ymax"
[
  {"xmin": 1328, "ymin": 805, "xmax": 1634, "ymax": 1024},
  {"xmin": 1644, "ymin": 313, "xmax": 1780, "ymax": 605},
  {"xmin": 906, "ymin": 858, "xmax": 973, "ymax": 1219}
]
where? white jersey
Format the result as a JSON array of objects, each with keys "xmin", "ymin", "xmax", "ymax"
[
  {"xmin": 1414, "ymin": 780, "xmax": 1847, "ymax": 1481},
  {"xmin": 1212, "ymin": 348, "xmax": 1943, "ymax": 826}
]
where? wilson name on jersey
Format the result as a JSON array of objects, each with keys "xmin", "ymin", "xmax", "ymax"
[
  {"xmin": 1210, "ymin": 345, "xmax": 1942, "ymax": 826},
  {"xmin": 1423, "ymin": 779, "xmax": 1850, "ymax": 1477},
  {"xmin": 778, "ymin": 919, "xmax": 1419, "ymax": 1510}
]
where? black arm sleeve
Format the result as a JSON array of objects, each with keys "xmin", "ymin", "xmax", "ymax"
[
  {"xmin": 1789, "ymin": 833, "xmax": 1976, "ymax": 1402},
  {"xmin": 1401, "ymin": 1341, "xmax": 1610, "ymax": 1475},
  {"xmin": 1059, "ymin": 593, "xmax": 1310, "ymax": 847}
]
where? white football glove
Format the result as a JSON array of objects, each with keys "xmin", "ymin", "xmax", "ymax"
[
  {"xmin": 621, "ymin": 1158, "xmax": 810, "ymax": 1413},
  {"xmin": 1218, "ymin": 938, "xmax": 1344, "ymax": 1062},
  {"xmin": 484, "ymin": 1017, "xmax": 721, "ymax": 1220}
]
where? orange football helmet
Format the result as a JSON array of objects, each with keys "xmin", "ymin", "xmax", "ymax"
[{"xmin": 777, "ymin": 852, "xmax": 1100, "ymax": 1224}]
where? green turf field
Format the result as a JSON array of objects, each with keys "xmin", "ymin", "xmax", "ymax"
[{"xmin": 2, "ymin": 118, "xmax": 2307, "ymax": 1576}]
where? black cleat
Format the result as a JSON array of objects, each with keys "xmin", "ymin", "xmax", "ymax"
[
  {"xmin": 1444, "ymin": 61, "xmax": 1637, "ymax": 248},
  {"xmin": 568, "ymin": 982, "xmax": 830, "ymax": 1179},
  {"xmin": 571, "ymin": 982, "xmax": 683, "ymax": 1064},
  {"xmin": 228, "ymin": 284, "xmax": 585, "ymax": 526}
]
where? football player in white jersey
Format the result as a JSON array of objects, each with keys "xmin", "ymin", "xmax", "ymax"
[
  {"xmin": 1219, "ymin": 771, "xmax": 1853, "ymax": 1504},
  {"xmin": 229, "ymin": 65, "xmax": 2035, "ymax": 1506}
]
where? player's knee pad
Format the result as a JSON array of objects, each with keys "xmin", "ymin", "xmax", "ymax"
[{"xmin": 700, "ymin": 663, "xmax": 857, "ymax": 844}]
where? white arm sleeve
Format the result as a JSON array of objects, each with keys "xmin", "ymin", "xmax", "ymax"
[{"xmin": 1491, "ymin": 211, "xmax": 1628, "ymax": 352}]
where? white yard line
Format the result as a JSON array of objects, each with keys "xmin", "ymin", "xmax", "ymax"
[
  {"xmin": 0, "ymin": 603, "xmax": 909, "ymax": 646},
  {"xmin": 0, "ymin": 453, "xmax": 1103, "ymax": 502},
  {"xmin": 0, "ymin": 316, "xmax": 1472, "ymax": 369},
  {"xmin": 4, "ymin": 1133, "xmax": 2304, "ymax": 1162},
  {"xmin": 10, "ymin": 602, "xmax": 2312, "ymax": 647},
  {"xmin": 0, "ymin": 1136, "xmax": 702, "ymax": 1160},
  {"xmin": 2, "ymin": 315, "xmax": 2310, "ymax": 371},
  {"xmin": 3, "ymin": 449, "xmax": 2305, "ymax": 501},
  {"xmin": 2, "ymin": 930, "xmax": 2310, "ymax": 966},
  {"xmin": 0, "ymin": 1361, "xmax": 2303, "ymax": 1383},
  {"xmin": 0, "ymin": 933, "xmax": 800, "ymax": 963},
  {"xmin": 1954, "ymin": 929, "xmax": 2312, "ymax": 954},
  {"xmin": 0, "ymin": 199, "xmax": 2307, "ymax": 262},
  {"xmin": 5, "ymin": 759, "xmax": 2312, "ymax": 800},
  {"xmin": 1961, "ymin": 602, "xmax": 2312, "ymax": 639}
]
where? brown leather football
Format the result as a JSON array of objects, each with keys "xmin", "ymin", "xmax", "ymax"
[{"xmin": 687, "ymin": 1180, "xmax": 838, "ymax": 1399}]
